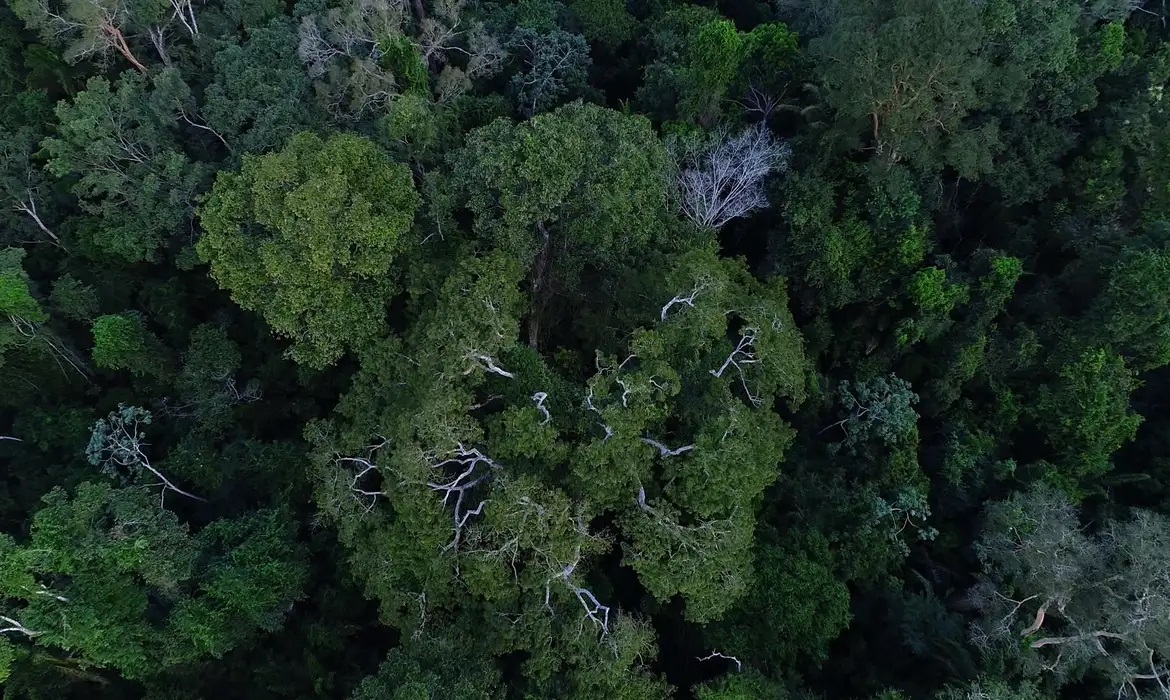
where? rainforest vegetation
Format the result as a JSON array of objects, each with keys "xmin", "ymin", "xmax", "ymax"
[{"xmin": 3, "ymin": 0, "xmax": 1170, "ymax": 698}]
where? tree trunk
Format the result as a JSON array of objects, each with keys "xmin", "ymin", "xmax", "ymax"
[
  {"xmin": 104, "ymin": 23, "xmax": 148, "ymax": 74},
  {"xmin": 527, "ymin": 225, "xmax": 553, "ymax": 351}
]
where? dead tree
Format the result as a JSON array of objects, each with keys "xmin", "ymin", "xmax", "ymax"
[{"xmin": 677, "ymin": 123, "xmax": 791, "ymax": 230}]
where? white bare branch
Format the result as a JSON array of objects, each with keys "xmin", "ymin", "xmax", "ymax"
[
  {"xmin": 169, "ymin": 0, "xmax": 199, "ymax": 36},
  {"xmin": 468, "ymin": 353, "xmax": 514, "ymax": 378},
  {"xmin": 710, "ymin": 327, "xmax": 762, "ymax": 406},
  {"xmin": 531, "ymin": 391, "xmax": 551, "ymax": 425},
  {"xmin": 678, "ymin": 123, "xmax": 791, "ymax": 230},
  {"xmin": 642, "ymin": 436, "xmax": 695, "ymax": 457},
  {"xmin": 426, "ymin": 445, "xmax": 500, "ymax": 551},
  {"xmin": 13, "ymin": 194, "xmax": 64, "ymax": 249},
  {"xmin": 0, "ymin": 614, "xmax": 40, "ymax": 637},
  {"xmin": 698, "ymin": 651, "xmax": 743, "ymax": 672},
  {"xmin": 741, "ymin": 84, "xmax": 782, "ymax": 118},
  {"xmin": 660, "ymin": 281, "xmax": 706, "ymax": 321},
  {"xmin": 544, "ymin": 517, "xmax": 611, "ymax": 636},
  {"xmin": 87, "ymin": 407, "xmax": 206, "ymax": 506}
]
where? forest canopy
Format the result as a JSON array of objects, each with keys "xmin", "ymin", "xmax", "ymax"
[{"xmin": 2, "ymin": 0, "xmax": 1170, "ymax": 699}]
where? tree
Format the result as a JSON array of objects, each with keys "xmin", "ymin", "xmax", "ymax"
[
  {"xmin": 86, "ymin": 405, "xmax": 204, "ymax": 504},
  {"xmin": 973, "ymin": 486, "xmax": 1170, "ymax": 698},
  {"xmin": 0, "ymin": 247, "xmax": 84, "ymax": 380},
  {"xmin": 0, "ymin": 91, "xmax": 64, "ymax": 249},
  {"xmin": 197, "ymin": 131, "xmax": 421, "ymax": 368},
  {"xmin": 1029, "ymin": 347, "xmax": 1142, "ymax": 490},
  {"xmin": 638, "ymin": 6, "xmax": 744, "ymax": 126},
  {"xmin": 11, "ymin": 0, "xmax": 157, "ymax": 72},
  {"xmin": 809, "ymin": 0, "xmax": 990, "ymax": 170},
  {"xmin": 203, "ymin": 19, "xmax": 322, "ymax": 158},
  {"xmin": 448, "ymin": 102, "xmax": 674, "ymax": 349},
  {"xmin": 296, "ymin": 0, "xmax": 501, "ymax": 119},
  {"xmin": 44, "ymin": 71, "xmax": 208, "ymax": 262},
  {"xmin": 568, "ymin": 0, "xmax": 635, "ymax": 46},
  {"xmin": 823, "ymin": 374, "xmax": 920, "ymax": 453},
  {"xmin": 0, "ymin": 481, "xmax": 306, "ymax": 679},
  {"xmin": 90, "ymin": 314, "xmax": 168, "ymax": 377},
  {"xmin": 639, "ymin": 9, "xmax": 799, "ymax": 126},
  {"xmin": 507, "ymin": 28, "xmax": 591, "ymax": 117},
  {"xmin": 676, "ymin": 123, "xmax": 792, "ymax": 230}
]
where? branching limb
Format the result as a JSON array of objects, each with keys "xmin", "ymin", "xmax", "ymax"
[
  {"xmin": 0, "ymin": 615, "xmax": 40, "ymax": 637},
  {"xmin": 660, "ymin": 282, "xmax": 706, "ymax": 321},
  {"xmin": 698, "ymin": 651, "xmax": 742, "ymax": 672},
  {"xmin": 426, "ymin": 445, "xmax": 500, "ymax": 551},
  {"xmin": 13, "ymin": 194, "xmax": 64, "ymax": 249},
  {"xmin": 642, "ymin": 437, "xmax": 695, "ymax": 457},
  {"xmin": 544, "ymin": 518, "xmax": 611, "ymax": 637},
  {"xmin": 467, "ymin": 352, "xmax": 515, "ymax": 378},
  {"xmin": 531, "ymin": 391, "xmax": 551, "ymax": 424},
  {"xmin": 710, "ymin": 328, "xmax": 762, "ymax": 406}
]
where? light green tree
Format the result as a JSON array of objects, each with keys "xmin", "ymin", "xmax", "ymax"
[{"xmin": 197, "ymin": 131, "xmax": 421, "ymax": 368}]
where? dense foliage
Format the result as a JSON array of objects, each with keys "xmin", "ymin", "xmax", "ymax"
[{"xmin": 3, "ymin": 0, "xmax": 1170, "ymax": 698}]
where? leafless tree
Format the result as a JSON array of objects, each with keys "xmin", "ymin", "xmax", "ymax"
[
  {"xmin": 677, "ymin": 123, "xmax": 791, "ymax": 230},
  {"xmin": 740, "ymin": 84, "xmax": 783, "ymax": 119},
  {"xmin": 296, "ymin": 0, "xmax": 407, "ymax": 118},
  {"xmin": 509, "ymin": 28, "xmax": 589, "ymax": 117}
]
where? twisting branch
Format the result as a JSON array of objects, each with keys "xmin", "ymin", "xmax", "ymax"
[
  {"xmin": 334, "ymin": 447, "xmax": 387, "ymax": 514},
  {"xmin": 710, "ymin": 327, "xmax": 762, "ymax": 406},
  {"xmin": 584, "ymin": 385, "xmax": 614, "ymax": 441},
  {"xmin": 642, "ymin": 436, "xmax": 695, "ymax": 457},
  {"xmin": 544, "ymin": 517, "xmax": 610, "ymax": 637},
  {"xmin": 660, "ymin": 281, "xmax": 706, "ymax": 321},
  {"xmin": 467, "ymin": 352, "xmax": 515, "ymax": 379},
  {"xmin": 698, "ymin": 651, "xmax": 742, "ymax": 672},
  {"xmin": 426, "ymin": 445, "xmax": 500, "ymax": 551},
  {"xmin": 531, "ymin": 392, "xmax": 551, "ymax": 425}
]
